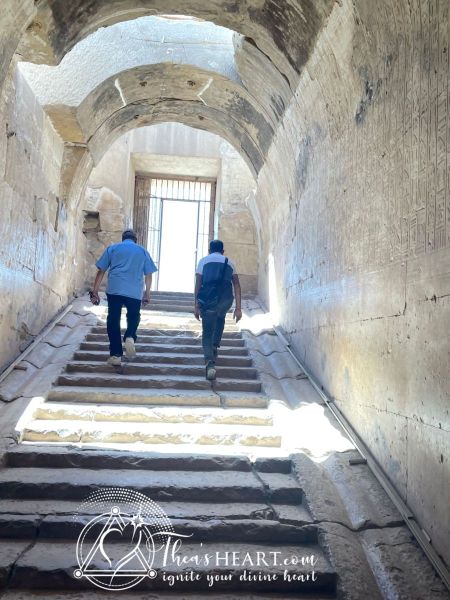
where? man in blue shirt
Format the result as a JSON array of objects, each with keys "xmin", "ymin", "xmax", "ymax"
[{"xmin": 90, "ymin": 229, "xmax": 157, "ymax": 366}]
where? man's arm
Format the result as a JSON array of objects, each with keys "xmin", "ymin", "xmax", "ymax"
[
  {"xmin": 90, "ymin": 268, "xmax": 106, "ymax": 304},
  {"xmin": 232, "ymin": 274, "xmax": 242, "ymax": 322},
  {"xmin": 194, "ymin": 273, "xmax": 202, "ymax": 320},
  {"xmin": 142, "ymin": 273, "xmax": 153, "ymax": 306}
]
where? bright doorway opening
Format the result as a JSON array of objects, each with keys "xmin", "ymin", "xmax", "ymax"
[{"xmin": 133, "ymin": 175, "xmax": 216, "ymax": 292}]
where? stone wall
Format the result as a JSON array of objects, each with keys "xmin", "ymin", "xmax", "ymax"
[
  {"xmin": 82, "ymin": 133, "xmax": 134, "ymax": 288},
  {"xmin": 0, "ymin": 62, "xmax": 84, "ymax": 372},
  {"xmin": 255, "ymin": 0, "xmax": 450, "ymax": 566}
]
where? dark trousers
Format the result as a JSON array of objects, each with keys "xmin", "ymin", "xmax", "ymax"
[
  {"xmin": 106, "ymin": 294, "xmax": 141, "ymax": 357},
  {"xmin": 200, "ymin": 296, "xmax": 233, "ymax": 364}
]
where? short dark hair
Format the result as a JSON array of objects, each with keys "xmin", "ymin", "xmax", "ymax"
[
  {"xmin": 122, "ymin": 229, "xmax": 137, "ymax": 242},
  {"xmin": 209, "ymin": 239, "xmax": 224, "ymax": 253}
]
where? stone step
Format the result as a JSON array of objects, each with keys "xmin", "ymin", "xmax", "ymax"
[
  {"xmin": 47, "ymin": 388, "xmax": 269, "ymax": 409},
  {"xmin": 79, "ymin": 342, "xmax": 249, "ymax": 356},
  {"xmin": 3, "ymin": 540, "xmax": 336, "ymax": 594},
  {"xmin": 5, "ymin": 447, "xmax": 291, "ymax": 473},
  {"xmin": 21, "ymin": 419, "xmax": 282, "ymax": 447},
  {"xmin": 0, "ymin": 468, "xmax": 304, "ymax": 503},
  {"xmin": 150, "ymin": 292, "xmax": 194, "ymax": 304},
  {"xmin": 0, "ymin": 497, "xmax": 293, "ymax": 517},
  {"xmin": 73, "ymin": 351, "xmax": 253, "ymax": 367},
  {"xmin": 148, "ymin": 299, "xmax": 195, "ymax": 307},
  {"xmin": 31, "ymin": 402, "xmax": 273, "ymax": 426},
  {"xmin": 91, "ymin": 327, "xmax": 242, "ymax": 339},
  {"xmin": 146, "ymin": 304, "xmax": 198, "ymax": 313},
  {"xmin": 1, "ymin": 514, "xmax": 316, "ymax": 544},
  {"xmin": 86, "ymin": 333, "xmax": 246, "ymax": 346},
  {"xmin": 56, "ymin": 373, "xmax": 262, "ymax": 393},
  {"xmin": 66, "ymin": 362, "xmax": 258, "ymax": 380},
  {"xmin": 21, "ymin": 420, "xmax": 281, "ymax": 448},
  {"xmin": 152, "ymin": 291, "xmax": 195, "ymax": 298}
]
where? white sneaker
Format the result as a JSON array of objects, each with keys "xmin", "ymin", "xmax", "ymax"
[
  {"xmin": 125, "ymin": 337, "xmax": 137, "ymax": 359},
  {"xmin": 107, "ymin": 355, "xmax": 121, "ymax": 366}
]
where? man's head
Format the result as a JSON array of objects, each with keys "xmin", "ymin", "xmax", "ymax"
[
  {"xmin": 122, "ymin": 229, "xmax": 137, "ymax": 243},
  {"xmin": 209, "ymin": 239, "xmax": 224, "ymax": 254}
]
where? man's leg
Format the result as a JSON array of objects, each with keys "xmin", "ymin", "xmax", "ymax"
[
  {"xmin": 123, "ymin": 296, "xmax": 141, "ymax": 359},
  {"xmin": 201, "ymin": 308, "xmax": 218, "ymax": 378},
  {"xmin": 212, "ymin": 298, "xmax": 233, "ymax": 356},
  {"xmin": 106, "ymin": 294, "xmax": 123, "ymax": 359}
]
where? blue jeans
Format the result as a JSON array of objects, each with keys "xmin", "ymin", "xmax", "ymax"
[
  {"xmin": 106, "ymin": 293, "xmax": 141, "ymax": 356},
  {"xmin": 200, "ymin": 296, "xmax": 233, "ymax": 364}
]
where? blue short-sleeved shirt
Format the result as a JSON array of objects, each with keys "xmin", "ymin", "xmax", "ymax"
[{"xmin": 96, "ymin": 239, "xmax": 157, "ymax": 300}]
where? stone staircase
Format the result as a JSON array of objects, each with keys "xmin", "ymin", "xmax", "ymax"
[
  {"xmin": 19, "ymin": 291, "xmax": 278, "ymax": 450},
  {"xmin": 0, "ymin": 293, "xmax": 447, "ymax": 599}
]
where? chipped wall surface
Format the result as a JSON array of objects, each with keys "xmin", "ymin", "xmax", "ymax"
[
  {"xmin": 82, "ymin": 124, "xmax": 258, "ymax": 294},
  {"xmin": 0, "ymin": 63, "xmax": 85, "ymax": 372},
  {"xmin": 255, "ymin": 0, "xmax": 450, "ymax": 566}
]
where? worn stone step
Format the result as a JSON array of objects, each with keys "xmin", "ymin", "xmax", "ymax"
[
  {"xmin": 146, "ymin": 304, "xmax": 200, "ymax": 313},
  {"xmin": 149, "ymin": 296, "xmax": 194, "ymax": 302},
  {"xmin": 31, "ymin": 402, "xmax": 273, "ymax": 426},
  {"xmin": 86, "ymin": 333, "xmax": 246, "ymax": 347},
  {"xmin": 21, "ymin": 419, "xmax": 282, "ymax": 447},
  {"xmin": 66, "ymin": 362, "xmax": 258, "ymax": 380},
  {"xmin": 0, "ymin": 468, "xmax": 303, "ymax": 503},
  {"xmin": 6, "ymin": 447, "xmax": 290, "ymax": 472},
  {"xmin": 152, "ymin": 291, "xmax": 195, "ymax": 298},
  {"xmin": 91, "ymin": 327, "xmax": 242, "ymax": 339},
  {"xmin": 47, "ymin": 388, "xmax": 269, "ymax": 409},
  {"xmin": 73, "ymin": 351, "xmax": 253, "ymax": 367},
  {"xmin": 0, "ymin": 511, "xmax": 316, "ymax": 543},
  {"xmin": 5, "ymin": 540, "xmax": 336, "ymax": 593},
  {"xmin": 148, "ymin": 301, "xmax": 196, "ymax": 308},
  {"xmin": 79, "ymin": 342, "xmax": 249, "ymax": 356},
  {"xmin": 47, "ymin": 387, "xmax": 220, "ymax": 406},
  {"xmin": 56, "ymin": 373, "xmax": 262, "ymax": 393},
  {"xmin": 0, "ymin": 497, "xmax": 308, "ymax": 526}
]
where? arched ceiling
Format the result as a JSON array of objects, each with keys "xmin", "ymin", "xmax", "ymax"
[
  {"xmin": 2, "ymin": 0, "xmax": 335, "ymax": 203},
  {"xmin": 80, "ymin": 64, "xmax": 273, "ymax": 169},
  {"xmin": 19, "ymin": 0, "xmax": 335, "ymax": 87}
]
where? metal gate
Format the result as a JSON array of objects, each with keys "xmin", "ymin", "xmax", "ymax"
[{"xmin": 133, "ymin": 175, "xmax": 216, "ymax": 291}]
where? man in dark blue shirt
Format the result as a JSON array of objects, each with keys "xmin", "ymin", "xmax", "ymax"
[
  {"xmin": 90, "ymin": 229, "xmax": 157, "ymax": 366},
  {"xmin": 194, "ymin": 239, "xmax": 242, "ymax": 380}
]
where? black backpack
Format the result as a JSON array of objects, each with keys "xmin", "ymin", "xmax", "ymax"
[{"xmin": 197, "ymin": 258, "xmax": 229, "ymax": 310}]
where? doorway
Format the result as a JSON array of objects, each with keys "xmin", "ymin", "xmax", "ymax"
[{"xmin": 133, "ymin": 175, "xmax": 216, "ymax": 292}]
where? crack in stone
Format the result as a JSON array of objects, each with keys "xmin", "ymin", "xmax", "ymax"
[
  {"xmin": 6, "ymin": 531, "xmax": 40, "ymax": 588},
  {"xmin": 259, "ymin": 370, "xmax": 308, "ymax": 382},
  {"xmin": 250, "ymin": 348, "xmax": 290, "ymax": 357},
  {"xmin": 250, "ymin": 467, "xmax": 278, "ymax": 521},
  {"xmin": 315, "ymin": 518, "xmax": 407, "ymax": 534}
]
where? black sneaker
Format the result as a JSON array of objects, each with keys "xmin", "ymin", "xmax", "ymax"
[{"xmin": 206, "ymin": 361, "xmax": 216, "ymax": 381}]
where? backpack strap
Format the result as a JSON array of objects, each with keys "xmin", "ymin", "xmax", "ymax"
[{"xmin": 219, "ymin": 258, "xmax": 229, "ymax": 283}]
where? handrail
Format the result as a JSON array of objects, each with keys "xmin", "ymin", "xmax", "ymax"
[{"xmin": 0, "ymin": 304, "xmax": 73, "ymax": 384}]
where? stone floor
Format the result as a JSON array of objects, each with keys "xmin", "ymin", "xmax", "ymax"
[{"xmin": 0, "ymin": 293, "xmax": 447, "ymax": 599}]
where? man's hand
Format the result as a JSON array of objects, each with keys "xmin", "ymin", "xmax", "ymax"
[
  {"xmin": 89, "ymin": 291, "xmax": 100, "ymax": 305},
  {"xmin": 142, "ymin": 292, "xmax": 150, "ymax": 307},
  {"xmin": 234, "ymin": 308, "xmax": 242, "ymax": 322},
  {"xmin": 194, "ymin": 304, "xmax": 200, "ymax": 320}
]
